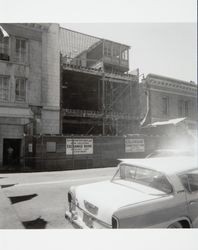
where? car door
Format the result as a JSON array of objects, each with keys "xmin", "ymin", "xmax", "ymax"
[{"xmin": 180, "ymin": 170, "xmax": 198, "ymax": 228}]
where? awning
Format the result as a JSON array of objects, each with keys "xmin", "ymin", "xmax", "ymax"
[
  {"xmin": 142, "ymin": 117, "xmax": 186, "ymax": 128},
  {"xmin": 0, "ymin": 25, "xmax": 9, "ymax": 37}
]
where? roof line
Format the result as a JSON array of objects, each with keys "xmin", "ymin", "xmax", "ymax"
[
  {"xmin": 60, "ymin": 26, "xmax": 130, "ymax": 48},
  {"xmin": 147, "ymin": 73, "xmax": 197, "ymax": 86},
  {"xmin": 60, "ymin": 26, "xmax": 100, "ymax": 40}
]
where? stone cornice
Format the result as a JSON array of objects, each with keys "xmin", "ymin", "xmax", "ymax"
[
  {"xmin": 14, "ymin": 23, "xmax": 50, "ymax": 32},
  {"xmin": 145, "ymin": 75, "xmax": 197, "ymax": 94},
  {"xmin": 147, "ymin": 73, "xmax": 196, "ymax": 87}
]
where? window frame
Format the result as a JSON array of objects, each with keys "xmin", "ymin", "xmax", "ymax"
[
  {"xmin": 178, "ymin": 100, "xmax": 183, "ymax": 116},
  {"xmin": 184, "ymin": 101, "xmax": 189, "ymax": 117},
  {"xmin": 113, "ymin": 164, "xmax": 174, "ymax": 194},
  {"xmin": 104, "ymin": 42, "xmax": 112, "ymax": 57},
  {"xmin": 15, "ymin": 77, "xmax": 27, "ymax": 102},
  {"xmin": 179, "ymin": 170, "xmax": 198, "ymax": 194},
  {"xmin": 162, "ymin": 96, "xmax": 169, "ymax": 115},
  {"xmin": 15, "ymin": 37, "xmax": 28, "ymax": 63},
  {"xmin": 121, "ymin": 49, "xmax": 128, "ymax": 61},
  {"xmin": 0, "ymin": 75, "xmax": 10, "ymax": 101},
  {"xmin": 0, "ymin": 35, "xmax": 10, "ymax": 61}
]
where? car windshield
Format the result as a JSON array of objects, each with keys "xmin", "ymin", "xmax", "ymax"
[{"xmin": 112, "ymin": 164, "xmax": 173, "ymax": 194}]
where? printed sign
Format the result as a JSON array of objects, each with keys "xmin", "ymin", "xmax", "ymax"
[
  {"xmin": 125, "ymin": 138, "xmax": 145, "ymax": 153},
  {"xmin": 46, "ymin": 142, "xmax": 56, "ymax": 153},
  {"xmin": 66, "ymin": 138, "xmax": 93, "ymax": 155}
]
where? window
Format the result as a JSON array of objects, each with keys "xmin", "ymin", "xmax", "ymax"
[
  {"xmin": 121, "ymin": 49, "xmax": 128, "ymax": 60},
  {"xmin": 0, "ymin": 76, "xmax": 9, "ymax": 101},
  {"xmin": 0, "ymin": 36, "xmax": 9, "ymax": 61},
  {"xmin": 112, "ymin": 47, "xmax": 120, "ymax": 59},
  {"xmin": 162, "ymin": 97, "xmax": 169, "ymax": 115},
  {"xmin": 15, "ymin": 38, "xmax": 27, "ymax": 63},
  {"xmin": 104, "ymin": 43, "xmax": 111, "ymax": 57},
  {"xmin": 178, "ymin": 100, "xmax": 183, "ymax": 116},
  {"xmin": 184, "ymin": 101, "xmax": 189, "ymax": 117},
  {"xmin": 180, "ymin": 170, "xmax": 198, "ymax": 193},
  {"xmin": 113, "ymin": 164, "xmax": 173, "ymax": 194},
  {"xmin": 15, "ymin": 78, "xmax": 26, "ymax": 102}
]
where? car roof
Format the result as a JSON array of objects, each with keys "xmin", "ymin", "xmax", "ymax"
[
  {"xmin": 119, "ymin": 157, "xmax": 198, "ymax": 175},
  {"xmin": 154, "ymin": 149, "xmax": 191, "ymax": 153}
]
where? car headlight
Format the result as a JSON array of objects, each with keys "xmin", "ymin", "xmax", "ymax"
[{"xmin": 112, "ymin": 216, "xmax": 119, "ymax": 228}]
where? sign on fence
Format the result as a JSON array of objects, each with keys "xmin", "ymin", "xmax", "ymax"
[
  {"xmin": 66, "ymin": 138, "xmax": 93, "ymax": 155},
  {"xmin": 125, "ymin": 138, "xmax": 145, "ymax": 152}
]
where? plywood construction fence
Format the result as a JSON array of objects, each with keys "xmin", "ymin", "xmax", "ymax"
[{"xmin": 23, "ymin": 134, "xmax": 158, "ymax": 171}]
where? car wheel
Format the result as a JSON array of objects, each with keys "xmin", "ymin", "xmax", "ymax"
[{"xmin": 168, "ymin": 222, "xmax": 183, "ymax": 228}]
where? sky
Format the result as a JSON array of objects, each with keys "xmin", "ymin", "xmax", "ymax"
[{"xmin": 61, "ymin": 23, "xmax": 197, "ymax": 83}]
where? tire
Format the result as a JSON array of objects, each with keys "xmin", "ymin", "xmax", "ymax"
[{"xmin": 168, "ymin": 222, "xmax": 183, "ymax": 228}]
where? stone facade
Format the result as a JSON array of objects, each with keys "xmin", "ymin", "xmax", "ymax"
[
  {"xmin": 0, "ymin": 23, "xmax": 60, "ymax": 168},
  {"xmin": 140, "ymin": 73, "xmax": 197, "ymax": 131}
]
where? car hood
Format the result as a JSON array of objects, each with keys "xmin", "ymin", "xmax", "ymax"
[{"xmin": 74, "ymin": 180, "xmax": 163, "ymax": 225}]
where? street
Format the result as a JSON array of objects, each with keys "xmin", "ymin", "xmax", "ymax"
[{"xmin": 0, "ymin": 167, "xmax": 116, "ymax": 229}]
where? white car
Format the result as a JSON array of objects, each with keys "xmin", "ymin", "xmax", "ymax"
[
  {"xmin": 65, "ymin": 157, "xmax": 198, "ymax": 228},
  {"xmin": 146, "ymin": 149, "xmax": 194, "ymax": 158}
]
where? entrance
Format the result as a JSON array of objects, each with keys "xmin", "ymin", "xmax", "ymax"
[{"xmin": 3, "ymin": 139, "xmax": 21, "ymax": 167}]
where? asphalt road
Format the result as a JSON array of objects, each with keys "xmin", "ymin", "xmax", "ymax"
[{"xmin": 0, "ymin": 167, "xmax": 116, "ymax": 229}]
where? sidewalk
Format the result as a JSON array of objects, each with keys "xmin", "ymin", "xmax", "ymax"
[{"xmin": 0, "ymin": 188, "xmax": 24, "ymax": 229}]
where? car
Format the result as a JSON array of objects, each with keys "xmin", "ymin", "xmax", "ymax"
[
  {"xmin": 146, "ymin": 149, "xmax": 194, "ymax": 158},
  {"xmin": 65, "ymin": 157, "xmax": 198, "ymax": 228}
]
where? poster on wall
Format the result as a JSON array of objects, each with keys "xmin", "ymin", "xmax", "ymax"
[
  {"xmin": 125, "ymin": 138, "xmax": 145, "ymax": 152},
  {"xmin": 66, "ymin": 138, "xmax": 93, "ymax": 155}
]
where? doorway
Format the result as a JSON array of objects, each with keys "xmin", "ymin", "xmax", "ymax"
[{"xmin": 3, "ymin": 139, "xmax": 22, "ymax": 167}]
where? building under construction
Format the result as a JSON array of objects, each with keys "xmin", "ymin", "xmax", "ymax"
[{"xmin": 60, "ymin": 28, "xmax": 140, "ymax": 136}]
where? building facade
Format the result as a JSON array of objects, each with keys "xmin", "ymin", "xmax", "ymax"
[
  {"xmin": 0, "ymin": 23, "xmax": 140, "ymax": 170},
  {"xmin": 140, "ymin": 73, "xmax": 197, "ymax": 135},
  {"xmin": 1, "ymin": 24, "xmax": 197, "ymax": 171},
  {"xmin": 60, "ymin": 27, "xmax": 140, "ymax": 136},
  {"xmin": 0, "ymin": 23, "xmax": 60, "ymax": 168}
]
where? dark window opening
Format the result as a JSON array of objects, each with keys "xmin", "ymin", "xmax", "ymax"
[
  {"xmin": 184, "ymin": 101, "xmax": 189, "ymax": 117},
  {"xmin": 0, "ymin": 76, "xmax": 9, "ymax": 101},
  {"xmin": 162, "ymin": 97, "xmax": 169, "ymax": 115},
  {"xmin": 15, "ymin": 38, "xmax": 27, "ymax": 63},
  {"xmin": 15, "ymin": 78, "xmax": 26, "ymax": 102},
  {"xmin": 0, "ymin": 36, "xmax": 9, "ymax": 61},
  {"xmin": 178, "ymin": 100, "xmax": 183, "ymax": 116}
]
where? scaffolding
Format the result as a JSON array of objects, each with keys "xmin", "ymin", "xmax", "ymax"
[{"xmin": 60, "ymin": 27, "xmax": 140, "ymax": 136}]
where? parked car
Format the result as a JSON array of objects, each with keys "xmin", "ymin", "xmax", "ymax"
[
  {"xmin": 65, "ymin": 157, "xmax": 198, "ymax": 228},
  {"xmin": 146, "ymin": 149, "xmax": 194, "ymax": 158}
]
